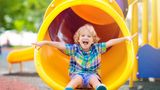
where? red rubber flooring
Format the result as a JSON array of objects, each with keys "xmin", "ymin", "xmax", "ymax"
[{"xmin": 0, "ymin": 77, "xmax": 38, "ymax": 90}]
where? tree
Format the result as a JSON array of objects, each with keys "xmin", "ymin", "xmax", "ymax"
[{"xmin": 0, "ymin": 0, "xmax": 51, "ymax": 32}]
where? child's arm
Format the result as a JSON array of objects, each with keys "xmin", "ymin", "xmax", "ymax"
[
  {"xmin": 106, "ymin": 33, "xmax": 137, "ymax": 48},
  {"xmin": 32, "ymin": 41, "xmax": 66, "ymax": 51}
]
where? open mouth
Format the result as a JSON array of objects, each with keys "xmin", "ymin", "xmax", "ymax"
[{"xmin": 82, "ymin": 41, "xmax": 89, "ymax": 45}]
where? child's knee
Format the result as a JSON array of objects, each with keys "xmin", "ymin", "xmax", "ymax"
[{"xmin": 72, "ymin": 74, "xmax": 83, "ymax": 82}]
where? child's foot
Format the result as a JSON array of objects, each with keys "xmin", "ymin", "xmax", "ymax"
[
  {"xmin": 96, "ymin": 84, "xmax": 107, "ymax": 90},
  {"xmin": 65, "ymin": 87, "xmax": 73, "ymax": 90}
]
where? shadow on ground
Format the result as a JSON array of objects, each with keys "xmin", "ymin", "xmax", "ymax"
[{"xmin": 3, "ymin": 72, "xmax": 39, "ymax": 77}]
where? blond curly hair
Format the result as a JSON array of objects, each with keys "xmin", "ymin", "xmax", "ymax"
[{"xmin": 74, "ymin": 24, "xmax": 100, "ymax": 44}]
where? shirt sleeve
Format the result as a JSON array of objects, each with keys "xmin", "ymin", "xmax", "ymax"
[
  {"xmin": 65, "ymin": 44, "xmax": 75, "ymax": 56},
  {"xmin": 96, "ymin": 42, "xmax": 107, "ymax": 54}
]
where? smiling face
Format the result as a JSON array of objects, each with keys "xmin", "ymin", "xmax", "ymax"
[
  {"xmin": 74, "ymin": 24, "xmax": 100, "ymax": 52},
  {"xmin": 78, "ymin": 30, "xmax": 94, "ymax": 51}
]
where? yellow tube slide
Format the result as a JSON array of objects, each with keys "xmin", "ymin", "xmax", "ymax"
[
  {"xmin": 35, "ymin": 0, "xmax": 134, "ymax": 90},
  {"xmin": 7, "ymin": 47, "xmax": 34, "ymax": 63}
]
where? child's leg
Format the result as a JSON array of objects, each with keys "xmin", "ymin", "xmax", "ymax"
[
  {"xmin": 89, "ymin": 75, "xmax": 101, "ymax": 89},
  {"xmin": 89, "ymin": 75, "xmax": 107, "ymax": 90},
  {"xmin": 66, "ymin": 75, "xmax": 83, "ymax": 89}
]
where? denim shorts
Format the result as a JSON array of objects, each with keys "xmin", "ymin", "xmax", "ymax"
[{"xmin": 70, "ymin": 73, "xmax": 101, "ymax": 88}]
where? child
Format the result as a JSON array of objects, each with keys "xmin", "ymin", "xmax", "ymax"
[{"xmin": 33, "ymin": 24, "xmax": 137, "ymax": 90}]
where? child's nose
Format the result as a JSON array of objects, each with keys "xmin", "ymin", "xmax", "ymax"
[{"xmin": 85, "ymin": 35, "xmax": 89, "ymax": 38}]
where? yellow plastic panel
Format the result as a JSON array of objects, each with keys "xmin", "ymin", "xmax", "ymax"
[{"xmin": 7, "ymin": 47, "xmax": 34, "ymax": 63}]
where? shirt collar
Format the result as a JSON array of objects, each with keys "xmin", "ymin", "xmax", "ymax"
[{"xmin": 78, "ymin": 44, "xmax": 94, "ymax": 54}]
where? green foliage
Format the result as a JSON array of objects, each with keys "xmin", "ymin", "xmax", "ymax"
[{"xmin": 0, "ymin": 0, "xmax": 51, "ymax": 32}]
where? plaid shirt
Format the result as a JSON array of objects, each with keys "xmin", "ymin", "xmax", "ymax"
[{"xmin": 65, "ymin": 42, "xmax": 107, "ymax": 75}]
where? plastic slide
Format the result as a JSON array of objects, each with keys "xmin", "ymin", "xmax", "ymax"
[
  {"xmin": 7, "ymin": 47, "xmax": 34, "ymax": 63},
  {"xmin": 34, "ymin": 0, "xmax": 135, "ymax": 90}
]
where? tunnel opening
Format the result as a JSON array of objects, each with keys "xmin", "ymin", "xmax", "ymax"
[
  {"xmin": 45, "ymin": 5, "xmax": 126, "ymax": 86},
  {"xmin": 48, "ymin": 7, "xmax": 121, "ymax": 45}
]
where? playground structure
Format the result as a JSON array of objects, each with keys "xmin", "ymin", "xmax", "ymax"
[
  {"xmin": 137, "ymin": 44, "xmax": 160, "ymax": 78},
  {"xmin": 34, "ymin": 0, "xmax": 135, "ymax": 90},
  {"xmin": 6, "ymin": 0, "xmax": 160, "ymax": 90},
  {"xmin": 129, "ymin": 0, "xmax": 160, "ymax": 87},
  {"xmin": 7, "ymin": 47, "xmax": 34, "ymax": 73}
]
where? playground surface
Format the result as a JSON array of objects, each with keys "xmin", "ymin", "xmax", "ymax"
[{"xmin": 1, "ymin": 47, "xmax": 160, "ymax": 90}]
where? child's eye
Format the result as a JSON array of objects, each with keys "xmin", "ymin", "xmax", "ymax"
[
  {"xmin": 87, "ymin": 35, "xmax": 91, "ymax": 38},
  {"xmin": 81, "ymin": 35, "xmax": 85, "ymax": 37}
]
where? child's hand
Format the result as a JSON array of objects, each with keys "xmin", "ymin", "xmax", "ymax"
[
  {"xmin": 32, "ymin": 42, "xmax": 44, "ymax": 50},
  {"xmin": 126, "ymin": 33, "xmax": 137, "ymax": 41}
]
